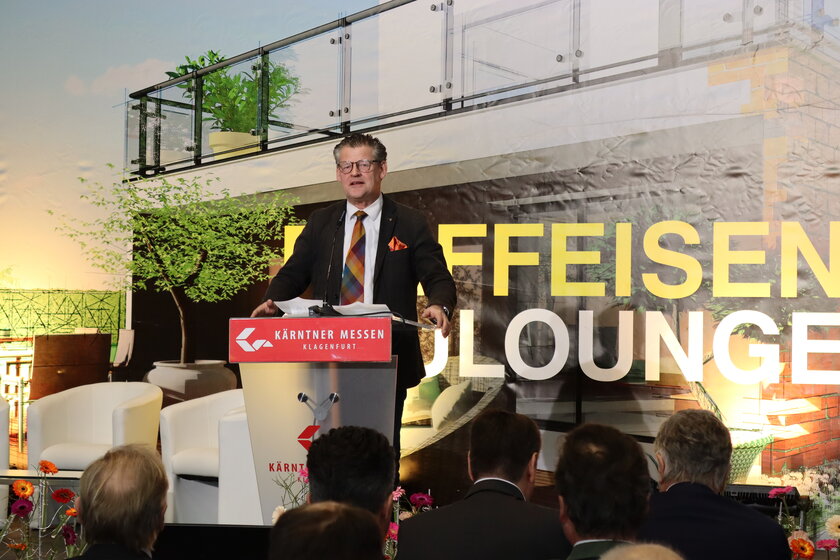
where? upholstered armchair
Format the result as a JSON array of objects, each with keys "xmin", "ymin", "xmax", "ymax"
[
  {"xmin": 160, "ymin": 389, "xmax": 261, "ymax": 524},
  {"xmin": 27, "ymin": 382, "xmax": 162, "ymax": 470}
]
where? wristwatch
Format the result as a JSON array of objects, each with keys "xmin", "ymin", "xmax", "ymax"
[{"xmin": 441, "ymin": 306, "xmax": 452, "ymax": 321}]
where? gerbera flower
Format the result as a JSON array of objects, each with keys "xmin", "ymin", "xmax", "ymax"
[
  {"xmin": 387, "ymin": 522, "xmax": 399, "ymax": 541},
  {"xmin": 12, "ymin": 480, "xmax": 34, "ymax": 499},
  {"xmin": 769, "ymin": 486, "xmax": 795, "ymax": 499},
  {"xmin": 38, "ymin": 460, "xmax": 58, "ymax": 475},
  {"xmin": 790, "ymin": 537, "xmax": 815, "ymax": 559},
  {"xmin": 392, "ymin": 486, "xmax": 405, "ymax": 502},
  {"xmin": 51, "ymin": 488, "xmax": 75, "ymax": 504},
  {"xmin": 827, "ymin": 515, "xmax": 840, "ymax": 539},
  {"xmin": 297, "ymin": 467, "xmax": 309, "ymax": 484},
  {"xmin": 816, "ymin": 539, "xmax": 838, "ymax": 551},
  {"xmin": 65, "ymin": 508, "xmax": 78, "ymax": 517},
  {"xmin": 7, "ymin": 543, "xmax": 26, "ymax": 551},
  {"xmin": 409, "ymin": 492, "xmax": 433, "ymax": 508},
  {"xmin": 61, "ymin": 524, "xmax": 77, "ymax": 546},
  {"xmin": 11, "ymin": 499, "xmax": 33, "ymax": 518}
]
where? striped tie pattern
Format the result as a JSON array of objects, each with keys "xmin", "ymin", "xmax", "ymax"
[{"xmin": 340, "ymin": 210, "xmax": 367, "ymax": 304}]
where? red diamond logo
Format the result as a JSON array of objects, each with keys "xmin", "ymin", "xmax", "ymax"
[{"xmin": 297, "ymin": 425, "xmax": 320, "ymax": 450}]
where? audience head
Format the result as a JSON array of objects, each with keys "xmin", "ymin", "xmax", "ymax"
[
  {"xmin": 269, "ymin": 501, "xmax": 384, "ymax": 560},
  {"xmin": 469, "ymin": 408, "xmax": 541, "ymax": 495},
  {"xmin": 306, "ymin": 426, "xmax": 395, "ymax": 529},
  {"xmin": 654, "ymin": 409, "xmax": 732, "ymax": 493},
  {"xmin": 77, "ymin": 444, "xmax": 168, "ymax": 552},
  {"xmin": 333, "ymin": 133, "xmax": 387, "ymax": 164},
  {"xmin": 601, "ymin": 543, "xmax": 684, "ymax": 560},
  {"xmin": 554, "ymin": 423, "xmax": 650, "ymax": 542}
]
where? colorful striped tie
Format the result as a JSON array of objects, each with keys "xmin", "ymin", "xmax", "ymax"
[{"xmin": 340, "ymin": 210, "xmax": 367, "ymax": 304}]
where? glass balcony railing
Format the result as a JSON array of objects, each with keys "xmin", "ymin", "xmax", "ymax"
[{"xmin": 126, "ymin": 0, "xmax": 840, "ymax": 176}]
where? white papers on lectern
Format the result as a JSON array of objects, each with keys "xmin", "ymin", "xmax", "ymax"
[{"xmin": 274, "ymin": 298, "xmax": 391, "ymax": 317}]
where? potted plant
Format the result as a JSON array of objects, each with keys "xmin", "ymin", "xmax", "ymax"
[
  {"xmin": 53, "ymin": 166, "xmax": 298, "ymax": 400},
  {"xmin": 166, "ymin": 50, "xmax": 301, "ymax": 158}
]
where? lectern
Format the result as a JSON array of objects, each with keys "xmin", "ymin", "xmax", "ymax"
[{"xmin": 229, "ymin": 316, "xmax": 397, "ymax": 524}]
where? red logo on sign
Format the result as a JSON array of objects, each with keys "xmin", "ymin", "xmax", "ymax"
[{"xmin": 297, "ymin": 425, "xmax": 320, "ymax": 450}]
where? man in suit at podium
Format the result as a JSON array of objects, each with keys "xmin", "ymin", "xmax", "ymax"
[{"xmin": 252, "ymin": 132, "xmax": 457, "ymax": 460}]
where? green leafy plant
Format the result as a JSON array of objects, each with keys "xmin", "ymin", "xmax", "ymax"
[
  {"xmin": 166, "ymin": 50, "xmax": 301, "ymax": 133},
  {"xmin": 53, "ymin": 166, "xmax": 298, "ymax": 364}
]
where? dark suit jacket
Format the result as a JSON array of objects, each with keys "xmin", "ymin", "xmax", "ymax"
[
  {"xmin": 563, "ymin": 540, "xmax": 624, "ymax": 560},
  {"xmin": 397, "ymin": 479, "xmax": 571, "ymax": 560},
  {"xmin": 264, "ymin": 195, "xmax": 456, "ymax": 390},
  {"xmin": 637, "ymin": 482, "xmax": 791, "ymax": 560},
  {"xmin": 69, "ymin": 543, "xmax": 150, "ymax": 559}
]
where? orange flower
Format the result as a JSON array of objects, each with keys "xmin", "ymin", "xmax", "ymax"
[
  {"xmin": 38, "ymin": 460, "xmax": 58, "ymax": 474},
  {"xmin": 12, "ymin": 480, "xmax": 34, "ymax": 499},
  {"xmin": 7, "ymin": 543, "xmax": 26, "ymax": 550},
  {"xmin": 790, "ymin": 537, "xmax": 815, "ymax": 559},
  {"xmin": 65, "ymin": 508, "xmax": 77, "ymax": 517}
]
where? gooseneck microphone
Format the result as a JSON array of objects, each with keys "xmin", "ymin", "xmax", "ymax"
[{"xmin": 309, "ymin": 209, "xmax": 346, "ymax": 317}]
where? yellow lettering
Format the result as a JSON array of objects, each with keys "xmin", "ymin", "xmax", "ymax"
[
  {"xmin": 551, "ymin": 223, "xmax": 605, "ymax": 297},
  {"xmin": 643, "ymin": 221, "xmax": 702, "ymax": 298},
  {"xmin": 438, "ymin": 224, "xmax": 487, "ymax": 273},
  {"xmin": 494, "ymin": 224, "xmax": 543, "ymax": 296},
  {"xmin": 713, "ymin": 222, "xmax": 769, "ymax": 297}
]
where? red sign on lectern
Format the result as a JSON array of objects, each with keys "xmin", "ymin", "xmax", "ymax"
[{"xmin": 229, "ymin": 316, "xmax": 392, "ymax": 363}]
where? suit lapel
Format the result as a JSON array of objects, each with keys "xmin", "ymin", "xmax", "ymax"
[
  {"xmin": 374, "ymin": 196, "xmax": 397, "ymax": 288},
  {"xmin": 326, "ymin": 202, "xmax": 347, "ymax": 304}
]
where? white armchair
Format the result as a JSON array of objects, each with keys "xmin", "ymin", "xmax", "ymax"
[
  {"xmin": 27, "ymin": 382, "xmax": 162, "ymax": 471},
  {"xmin": 160, "ymin": 389, "xmax": 261, "ymax": 524}
]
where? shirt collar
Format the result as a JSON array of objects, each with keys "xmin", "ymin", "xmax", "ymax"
[
  {"xmin": 473, "ymin": 477, "xmax": 526, "ymax": 500},
  {"xmin": 346, "ymin": 194, "xmax": 383, "ymax": 222}
]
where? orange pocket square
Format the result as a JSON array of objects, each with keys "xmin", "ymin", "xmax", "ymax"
[{"xmin": 388, "ymin": 236, "xmax": 408, "ymax": 251}]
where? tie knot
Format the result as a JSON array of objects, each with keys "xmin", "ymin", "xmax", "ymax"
[{"xmin": 354, "ymin": 210, "xmax": 367, "ymax": 220}]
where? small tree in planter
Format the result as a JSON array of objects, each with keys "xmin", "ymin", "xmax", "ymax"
[{"xmin": 54, "ymin": 166, "xmax": 297, "ymax": 365}]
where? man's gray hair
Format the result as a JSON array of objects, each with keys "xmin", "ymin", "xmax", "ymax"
[{"xmin": 654, "ymin": 409, "xmax": 732, "ymax": 492}]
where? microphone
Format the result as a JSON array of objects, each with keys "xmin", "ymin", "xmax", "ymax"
[{"xmin": 309, "ymin": 209, "xmax": 346, "ymax": 317}]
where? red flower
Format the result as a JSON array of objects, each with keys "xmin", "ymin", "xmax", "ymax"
[
  {"xmin": 7, "ymin": 543, "xmax": 26, "ymax": 551},
  {"xmin": 409, "ymin": 492, "xmax": 433, "ymax": 508},
  {"xmin": 65, "ymin": 507, "xmax": 78, "ymax": 517},
  {"xmin": 51, "ymin": 488, "xmax": 75, "ymax": 504},
  {"xmin": 11, "ymin": 499, "xmax": 33, "ymax": 518},
  {"xmin": 387, "ymin": 522, "xmax": 399, "ymax": 541},
  {"xmin": 769, "ymin": 486, "xmax": 795, "ymax": 499},
  {"xmin": 816, "ymin": 539, "xmax": 838, "ymax": 551},
  {"xmin": 61, "ymin": 524, "xmax": 77, "ymax": 546}
]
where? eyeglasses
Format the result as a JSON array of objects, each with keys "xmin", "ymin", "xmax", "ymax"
[{"xmin": 337, "ymin": 160, "xmax": 381, "ymax": 174}]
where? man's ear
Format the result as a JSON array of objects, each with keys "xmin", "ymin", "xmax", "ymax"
[
  {"xmin": 655, "ymin": 452, "xmax": 666, "ymax": 479},
  {"xmin": 557, "ymin": 495, "xmax": 567, "ymax": 520},
  {"xmin": 526, "ymin": 452, "xmax": 538, "ymax": 483}
]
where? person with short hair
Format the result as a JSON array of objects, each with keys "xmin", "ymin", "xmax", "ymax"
[
  {"xmin": 397, "ymin": 409, "xmax": 571, "ymax": 560},
  {"xmin": 554, "ymin": 423, "xmax": 651, "ymax": 560},
  {"xmin": 252, "ymin": 132, "xmax": 457, "ymax": 460},
  {"xmin": 70, "ymin": 444, "xmax": 168, "ymax": 559},
  {"xmin": 306, "ymin": 425, "xmax": 395, "ymax": 534},
  {"xmin": 269, "ymin": 501, "xmax": 384, "ymax": 560},
  {"xmin": 638, "ymin": 409, "xmax": 790, "ymax": 560}
]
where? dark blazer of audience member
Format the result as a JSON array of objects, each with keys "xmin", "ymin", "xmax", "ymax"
[
  {"xmin": 306, "ymin": 425, "xmax": 395, "ymax": 535},
  {"xmin": 269, "ymin": 501, "xmax": 384, "ymax": 560},
  {"xmin": 553, "ymin": 424, "xmax": 651, "ymax": 560},
  {"xmin": 69, "ymin": 445, "xmax": 168, "ymax": 560},
  {"xmin": 637, "ymin": 410, "xmax": 791, "ymax": 560},
  {"xmin": 398, "ymin": 409, "xmax": 572, "ymax": 560}
]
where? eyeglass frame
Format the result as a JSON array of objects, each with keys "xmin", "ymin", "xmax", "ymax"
[{"xmin": 336, "ymin": 159, "xmax": 382, "ymax": 174}]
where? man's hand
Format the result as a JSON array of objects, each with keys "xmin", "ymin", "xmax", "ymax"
[
  {"xmin": 422, "ymin": 305, "xmax": 451, "ymax": 338},
  {"xmin": 251, "ymin": 300, "xmax": 278, "ymax": 317}
]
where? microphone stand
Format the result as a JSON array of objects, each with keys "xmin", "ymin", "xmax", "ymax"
[{"xmin": 309, "ymin": 209, "xmax": 345, "ymax": 317}]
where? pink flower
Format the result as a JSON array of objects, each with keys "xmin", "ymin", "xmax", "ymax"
[
  {"xmin": 392, "ymin": 486, "xmax": 405, "ymax": 502},
  {"xmin": 387, "ymin": 522, "xmax": 399, "ymax": 541},
  {"xmin": 816, "ymin": 539, "xmax": 838, "ymax": 551},
  {"xmin": 409, "ymin": 492, "xmax": 433, "ymax": 508},
  {"xmin": 11, "ymin": 499, "xmax": 33, "ymax": 518},
  {"xmin": 297, "ymin": 467, "xmax": 309, "ymax": 484},
  {"xmin": 769, "ymin": 486, "xmax": 795, "ymax": 499}
]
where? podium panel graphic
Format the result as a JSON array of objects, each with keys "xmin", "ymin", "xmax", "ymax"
[{"xmin": 230, "ymin": 317, "xmax": 397, "ymax": 525}]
